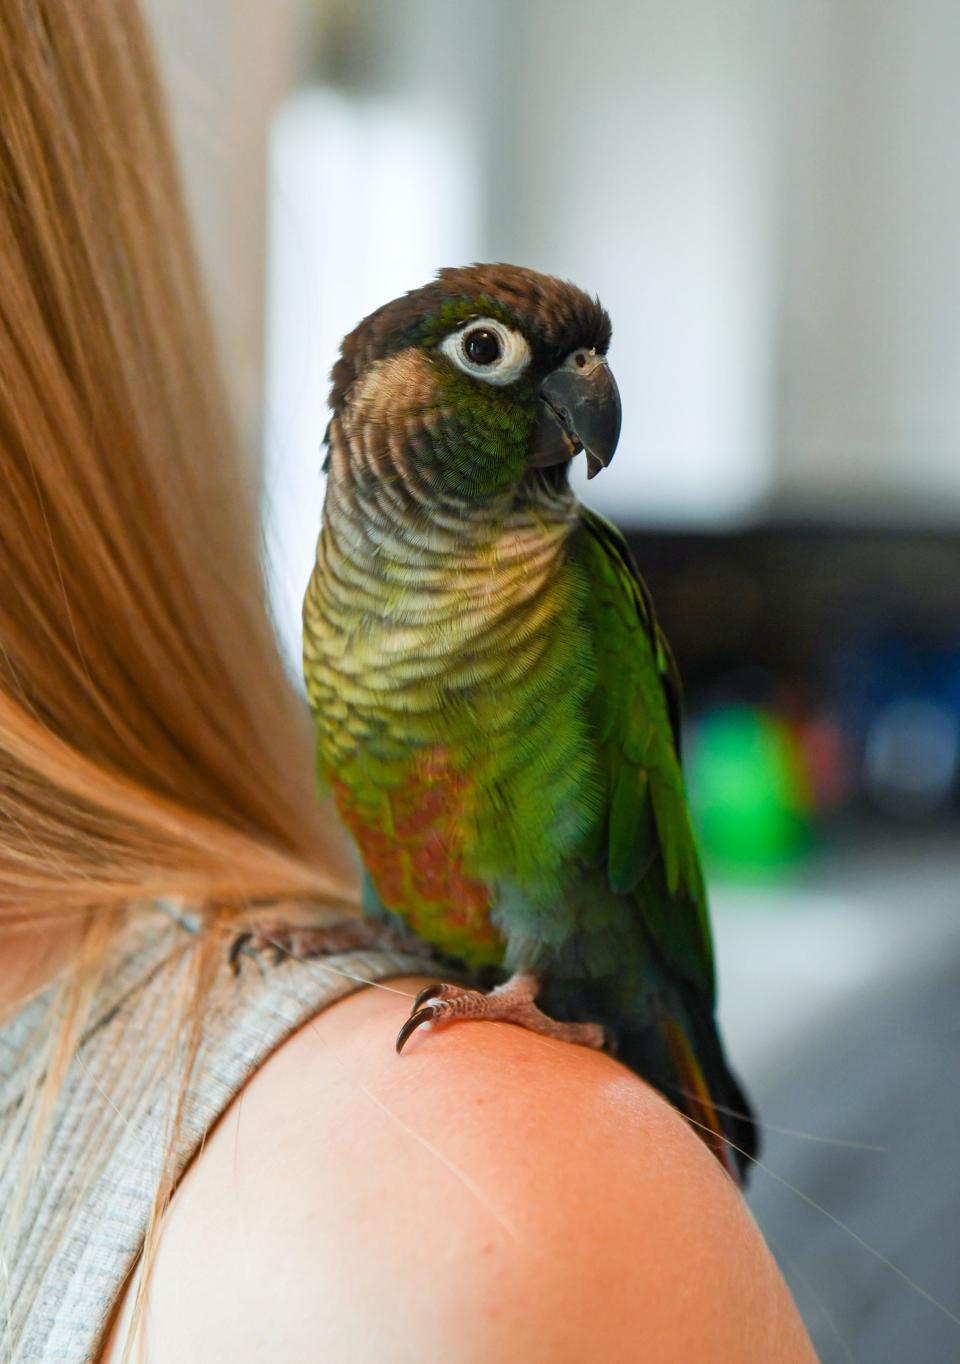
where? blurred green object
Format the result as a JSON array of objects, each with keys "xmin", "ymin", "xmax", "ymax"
[{"xmin": 691, "ymin": 704, "xmax": 813, "ymax": 876}]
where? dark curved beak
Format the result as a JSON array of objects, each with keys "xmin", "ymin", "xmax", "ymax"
[{"xmin": 531, "ymin": 351, "xmax": 622, "ymax": 479}]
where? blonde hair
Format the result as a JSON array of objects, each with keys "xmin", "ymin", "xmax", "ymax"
[
  {"xmin": 0, "ymin": 0, "xmax": 356, "ymax": 924},
  {"xmin": 0, "ymin": 4, "xmax": 360, "ymax": 1348}
]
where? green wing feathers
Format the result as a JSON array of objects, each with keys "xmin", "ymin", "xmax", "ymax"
[
  {"xmin": 576, "ymin": 511, "xmax": 759, "ymax": 1177},
  {"xmin": 577, "ymin": 510, "xmax": 713, "ymax": 998}
]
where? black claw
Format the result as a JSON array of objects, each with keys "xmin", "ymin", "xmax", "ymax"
[
  {"xmin": 228, "ymin": 932, "xmax": 253, "ymax": 975},
  {"xmin": 412, "ymin": 982, "xmax": 447, "ymax": 1010},
  {"xmin": 395, "ymin": 1006, "xmax": 439, "ymax": 1054}
]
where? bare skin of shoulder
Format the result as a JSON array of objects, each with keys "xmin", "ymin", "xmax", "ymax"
[{"xmin": 100, "ymin": 977, "xmax": 815, "ymax": 1364}]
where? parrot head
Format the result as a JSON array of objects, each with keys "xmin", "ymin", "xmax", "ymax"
[{"xmin": 328, "ymin": 264, "xmax": 621, "ymax": 502}]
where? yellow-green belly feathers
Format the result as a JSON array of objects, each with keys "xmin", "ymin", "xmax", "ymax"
[{"xmin": 303, "ymin": 433, "xmax": 602, "ymax": 969}]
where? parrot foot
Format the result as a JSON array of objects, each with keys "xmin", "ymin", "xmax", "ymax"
[
  {"xmin": 229, "ymin": 916, "xmax": 413, "ymax": 974},
  {"xmin": 395, "ymin": 972, "xmax": 606, "ymax": 1054}
]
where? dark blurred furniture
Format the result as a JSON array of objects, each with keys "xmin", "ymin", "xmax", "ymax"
[
  {"xmin": 626, "ymin": 521, "xmax": 960, "ymax": 819},
  {"xmin": 625, "ymin": 520, "xmax": 960, "ymax": 693}
]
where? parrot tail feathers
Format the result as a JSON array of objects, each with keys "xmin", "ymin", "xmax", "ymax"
[
  {"xmin": 616, "ymin": 1002, "xmax": 758, "ymax": 1187},
  {"xmin": 660, "ymin": 1015, "xmax": 753, "ymax": 1184}
]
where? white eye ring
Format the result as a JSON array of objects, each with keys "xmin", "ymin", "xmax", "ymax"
[{"xmin": 439, "ymin": 317, "xmax": 531, "ymax": 386}]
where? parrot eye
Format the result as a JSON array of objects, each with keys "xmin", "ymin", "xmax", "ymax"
[
  {"xmin": 439, "ymin": 317, "xmax": 531, "ymax": 386},
  {"xmin": 464, "ymin": 328, "xmax": 501, "ymax": 364}
]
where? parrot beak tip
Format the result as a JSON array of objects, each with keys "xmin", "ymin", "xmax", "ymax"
[{"xmin": 530, "ymin": 351, "xmax": 622, "ymax": 477}]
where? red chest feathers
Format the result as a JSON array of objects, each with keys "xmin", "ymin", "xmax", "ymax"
[{"xmin": 330, "ymin": 746, "xmax": 503, "ymax": 966}]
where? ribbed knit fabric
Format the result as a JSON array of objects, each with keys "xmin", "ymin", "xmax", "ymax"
[{"xmin": 0, "ymin": 904, "xmax": 430, "ymax": 1363}]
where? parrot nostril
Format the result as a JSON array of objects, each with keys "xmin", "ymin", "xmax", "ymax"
[{"xmin": 575, "ymin": 352, "xmax": 587, "ymax": 369}]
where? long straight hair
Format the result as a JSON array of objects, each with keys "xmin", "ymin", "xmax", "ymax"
[
  {"xmin": 0, "ymin": 0, "xmax": 356, "ymax": 925},
  {"xmin": 0, "ymin": 4, "xmax": 362, "ymax": 1349}
]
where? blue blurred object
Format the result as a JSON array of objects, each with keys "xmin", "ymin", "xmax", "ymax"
[{"xmin": 833, "ymin": 633, "xmax": 960, "ymax": 818}]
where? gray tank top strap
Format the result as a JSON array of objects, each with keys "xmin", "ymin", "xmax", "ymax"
[{"xmin": 0, "ymin": 904, "xmax": 428, "ymax": 1363}]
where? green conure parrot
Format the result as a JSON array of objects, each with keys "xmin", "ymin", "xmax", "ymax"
[{"xmin": 303, "ymin": 263, "xmax": 757, "ymax": 1183}]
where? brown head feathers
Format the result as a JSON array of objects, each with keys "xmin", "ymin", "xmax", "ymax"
[{"xmin": 330, "ymin": 263, "xmax": 611, "ymax": 410}]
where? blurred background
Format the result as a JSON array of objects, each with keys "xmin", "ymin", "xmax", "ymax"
[{"xmin": 145, "ymin": 3, "xmax": 960, "ymax": 1357}]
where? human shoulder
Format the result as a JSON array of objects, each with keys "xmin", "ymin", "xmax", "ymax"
[{"xmin": 104, "ymin": 976, "xmax": 814, "ymax": 1363}]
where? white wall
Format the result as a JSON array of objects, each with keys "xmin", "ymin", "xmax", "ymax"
[
  {"xmin": 146, "ymin": 0, "xmax": 960, "ymax": 527},
  {"xmin": 143, "ymin": 0, "xmax": 301, "ymax": 448},
  {"xmin": 775, "ymin": 0, "xmax": 960, "ymax": 517}
]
